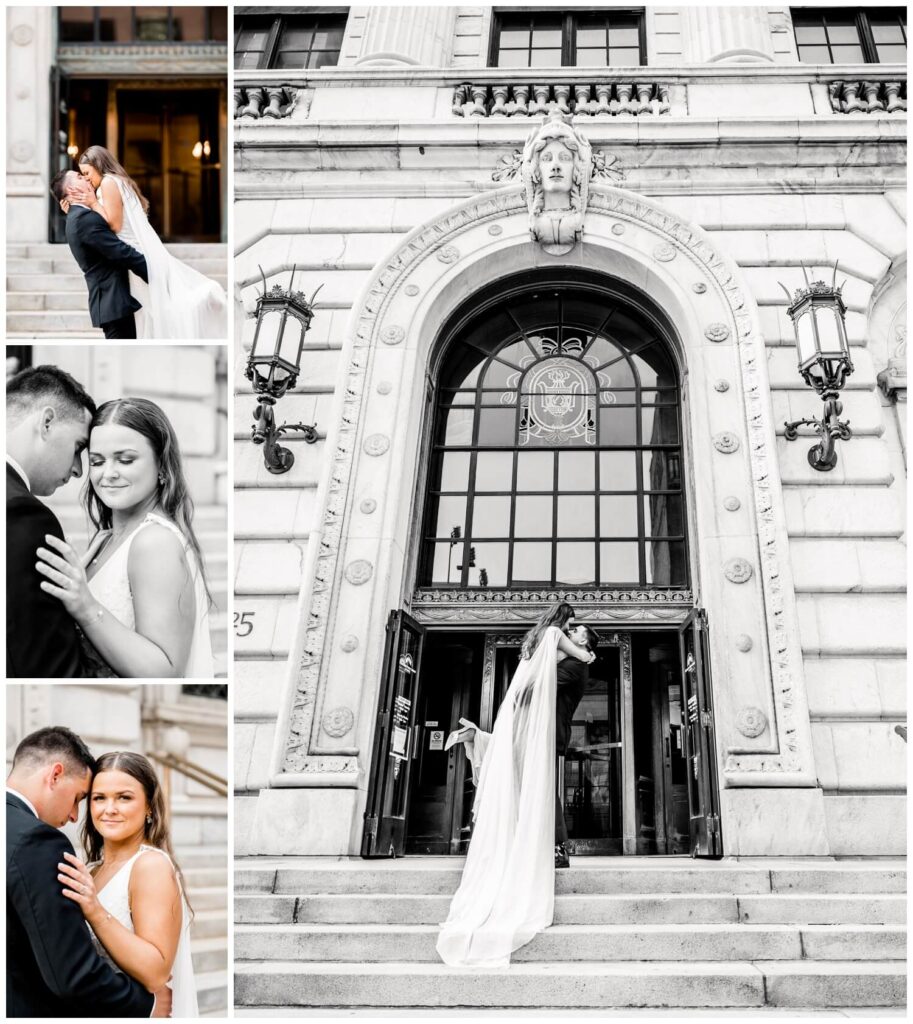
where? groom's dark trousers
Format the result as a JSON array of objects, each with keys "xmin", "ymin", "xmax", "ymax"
[
  {"xmin": 6, "ymin": 464, "xmax": 85, "ymax": 677},
  {"xmin": 556, "ymin": 659, "xmax": 589, "ymax": 845},
  {"xmin": 64, "ymin": 205, "xmax": 147, "ymax": 339},
  {"xmin": 6, "ymin": 792, "xmax": 154, "ymax": 1017}
]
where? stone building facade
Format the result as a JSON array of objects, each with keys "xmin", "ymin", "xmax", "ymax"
[{"xmin": 233, "ymin": 6, "xmax": 906, "ymax": 862}]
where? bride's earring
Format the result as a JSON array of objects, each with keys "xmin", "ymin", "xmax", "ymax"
[
  {"xmin": 157, "ymin": 473, "xmax": 165, "ymax": 486},
  {"xmin": 145, "ymin": 814, "xmax": 153, "ymax": 827}
]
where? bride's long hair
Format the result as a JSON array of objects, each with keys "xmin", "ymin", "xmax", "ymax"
[
  {"xmin": 520, "ymin": 601, "xmax": 575, "ymax": 660},
  {"xmin": 81, "ymin": 751, "xmax": 193, "ymax": 918},
  {"xmin": 77, "ymin": 145, "xmax": 150, "ymax": 215},
  {"xmin": 85, "ymin": 397, "xmax": 211, "ymax": 603}
]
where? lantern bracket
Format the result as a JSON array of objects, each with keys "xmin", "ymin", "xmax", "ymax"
[
  {"xmin": 784, "ymin": 393, "xmax": 852, "ymax": 472},
  {"xmin": 251, "ymin": 395, "xmax": 318, "ymax": 475}
]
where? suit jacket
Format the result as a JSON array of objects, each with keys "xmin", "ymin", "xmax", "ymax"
[
  {"xmin": 6, "ymin": 464, "xmax": 85, "ymax": 677},
  {"xmin": 6, "ymin": 792, "xmax": 154, "ymax": 1018},
  {"xmin": 556, "ymin": 658, "xmax": 589, "ymax": 756},
  {"xmin": 64, "ymin": 205, "xmax": 148, "ymax": 327}
]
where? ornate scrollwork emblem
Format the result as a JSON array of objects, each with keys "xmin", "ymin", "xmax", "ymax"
[
  {"xmin": 363, "ymin": 433, "xmax": 390, "ymax": 457},
  {"xmin": 488, "ymin": 224, "xmax": 504, "ymax": 236},
  {"xmin": 340, "ymin": 635, "xmax": 359, "ymax": 653},
  {"xmin": 724, "ymin": 558, "xmax": 753, "ymax": 584},
  {"xmin": 404, "ymin": 284, "xmax": 420, "ymax": 296},
  {"xmin": 611, "ymin": 223, "xmax": 626, "ymax": 236},
  {"xmin": 360, "ymin": 499, "xmax": 377, "ymax": 514},
  {"xmin": 654, "ymin": 243, "xmax": 676, "ymax": 262},
  {"xmin": 437, "ymin": 245, "xmax": 460, "ymax": 264},
  {"xmin": 344, "ymin": 560, "xmax": 373, "ymax": 586},
  {"xmin": 714, "ymin": 380, "xmax": 730, "ymax": 393},
  {"xmin": 693, "ymin": 282, "xmax": 707, "ymax": 294},
  {"xmin": 736, "ymin": 706, "xmax": 768, "ymax": 738},
  {"xmin": 736, "ymin": 634, "xmax": 753, "ymax": 653},
  {"xmin": 713, "ymin": 432, "xmax": 740, "ymax": 454},
  {"xmin": 380, "ymin": 325, "xmax": 404, "ymax": 345},
  {"xmin": 322, "ymin": 706, "xmax": 355, "ymax": 738},
  {"xmin": 723, "ymin": 496, "xmax": 741, "ymax": 512},
  {"xmin": 705, "ymin": 322, "xmax": 731, "ymax": 343}
]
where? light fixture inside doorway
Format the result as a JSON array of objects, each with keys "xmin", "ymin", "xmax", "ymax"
[
  {"xmin": 245, "ymin": 265, "xmax": 321, "ymax": 474},
  {"xmin": 192, "ymin": 140, "xmax": 212, "ymax": 159},
  {"xmin": 780, "ymin": 264, "xmax": 853, "ymax": 472}
]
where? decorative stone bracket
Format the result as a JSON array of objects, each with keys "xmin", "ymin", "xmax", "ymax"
[
  {"xmin": 234, "ymin": 86, "xmax": 301, "ymax": 120},
  {"xmin": 877, "ymin": 357, "xmax": 907, "ymax": 403},
  {"xmin": 828, "ymin": 79, "xmax": 906, "ymax": 114},
  {"xmin": 452, "ymin": 82, "xmax": 671, "ymax": 119}
]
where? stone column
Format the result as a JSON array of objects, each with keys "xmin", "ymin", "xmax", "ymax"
[
  {"xmin": 355, "ymin": 6, "xmax": 457, "ymax": 67},
  {"xmin": 7, "ymin": 6, "xmax": 55, "ymax": 241},
  {"xmin": 685, "ymin": 6, "xmax": 776, "ymax": 63}
]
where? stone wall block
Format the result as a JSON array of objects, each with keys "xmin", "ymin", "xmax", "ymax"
[
  {"xmin": 796, "ymin": 593, "xmax": 907, "ymax": 656},
  {"xmin": 236, "ymin": 541, "xmax": 305, "ymax": 596},
  {"xmin": 248, "ymin": 790, "xmax": 360, "ymax": 854},
  {"xmin": 771, "ymin": 390, "xmax": 884, "ymax": 436},
  {"xmin": 777, "ymin": 435, "xmax": 893, "ymax": 486},
  {"xmin": 235, "ymin": 489, "xmax": 317, "ymax": 541},
  {"xmin": 233, "ymin": 795, "xmax": 258, "ymax": 854},
  {"xmin": 235, "ymin": 722, "xmax": 277, "ymax": 792},
  {"xmin": 720, "ymin": 788, "xmax": 829, "ymax": 856},
  {"xmin": 235, "ymin": 661, "xmax": 286, "ymax": 719},
  {"xmin": 235, "ymin": 439, "xmax": 325, "ymax": 489},
  {"xmin": 815, "ymin": 723, "xmax": 906, "ymax": 790},
  {"xmin": 788, "ymin": 537, "xmax": 906, "ymax": 593},
  {"xmin": 232, "ymin": 596, "xmax": 298, "ymax": 660},
  {"xmin": 238, "ymin": 233, "xmax": 399, "ymax": 280},
  {"xmin": 744, "ymin": 265, "xmax": 872, "ymax": 312},
  {"xmin": 782, "ymin": 486, "xmax": 904, "ymax": 538},
  {"xmin": 232, "ymin": 394, "xmax": 328, "ymax": 439},
  {"xmin": 804, "ymin": 657, "xmax": 906, "ymax": 718},
  {"xmin": 842, "ymin": 194, "xmax": 908, "ymax": 261},
  {"xmin": 811, "ymin": 723, "xmax": 839, "ymax": 789},
  {"xmin": 823, "ymin": 795, "xmax": 906, "ymax": 855}
]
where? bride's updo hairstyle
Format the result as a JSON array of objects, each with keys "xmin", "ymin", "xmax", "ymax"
[
  {"xmin": 81, "ymin": 750, "xmax": 193, "ymax": 916},
  {"xmin": 77, "ymin": 145, "xmax": 150, "ymax": 215},
  {"xmin": 86, "ymin": 397, "xmax": 211, "ymax": 602},
  {"xmin": 520, "ymin": 601, "xmax": 575, "ymax": 660}
]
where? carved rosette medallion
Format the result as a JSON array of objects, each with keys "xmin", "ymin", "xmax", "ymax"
[
  {"xmin": 322, "ymin": 706, "xmax": 355, "ymax": 738},
  {"xmin": 654, "ymin": 243, "xmax": 676, "ymax": 262},
  {"xmin": 344, "ymin": 560, "xmax": 373, "ymax": 586},
  {"xmin": 437, "ymin": 245, "xmax": 460, "ymax": 264},
  {"xmin": 363, "ymin": 433, "xmax": 390, "ymax": 457},
  {"xmin": 723, "ymin": 496, "xmax": 741, "ymax": 512},
  {"xmin": 340, "ymin": 635, "xmax": 359, "ymax": 653},
  {"xmin": 11, "ymin": 141, "xmax": 33, "ymax": 163},
  {"xmin": 724, "ymin": 558, "xmax": 753, "ymax": 584},
  {"xmin": 377, "ymin": 381, "xmax": 393, "ymax": 395},
  {"xmin": 404, "ymin": 284, "xmax": 420, "ymax": 296},
  {"xmin": 11, "ymin": 24, "xmax": 33, "ymax": 45},
  {"xmin": 736, "ymin": 706, "xmax": 768, "ymax": 738},
  {"xmin": 714, "ymin": 380, "xmax": 730, "ymax": 393},
  {"xmin": 713, "ymin": 432, "xmax": 740, "ymax": 454},
  {"xmin": 360, "ymin": 498, "xmax": 377, "ymax": 514},
  {"xmin": 380, "ymin": 325, "xmax": 404, "ymax": 345},
  {"xmin": 488, "ymin": 224, "xmax": 503, "ymax": 236},
  {"xmin": 693, "ymin": 282, "xmax": 707, "ymax": 294},
  {"xmin": 736, "ymin": 634, "xmax": 753, "ymax": 653},
  {"xmin": 705, "ymin": 322, "xmax": 731, "ymax": 343},
  {"xmin": 611, "ymin": 223, "xmax": 626, "ymax": 236}
]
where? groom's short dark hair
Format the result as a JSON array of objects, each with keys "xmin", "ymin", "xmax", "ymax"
[
  {"xmin": 12, "ymin": 726, "xmax": 97, "ymax": 777},
  {"xmin": 578, "ymin": 625, "xmax": 599, "ymax": 652},
  {"xmin": 7, "ymin": 365, "xmax": 96, "ymax": 424},
  {"xmin": 50, "ymin": 168, "xmax": 76, "ymax": 203}
]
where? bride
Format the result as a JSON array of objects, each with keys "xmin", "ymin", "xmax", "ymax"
[
  {"xmin": 437, "ymin": 601, "xmax": 595, "ymax": 967},
  {"xmin": 66, "ymin": 146, "xmax": 226, "ymax": 340},
  {"xmin": 57, "ymin": 751, "xmax": 198, "ymax": 1016},
  {"xmin": 35, "ymin": 397, "xmax": 214, "ymax": 678}
]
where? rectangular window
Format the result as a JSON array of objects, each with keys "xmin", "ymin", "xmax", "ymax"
[
  {"xmin": 234, "ymin": 10, "xmax": 348, "ymax": 70},
  {"xmin": 492, "ymin": 9, "xmax": 645, "ymax": 68},
  {"xmin": 792, "ymin": 7, "xmax": 906, "ymax": 63},
  {"xmin": 60, "ymin": 7, "xmax": 228, "ymax": 44}
]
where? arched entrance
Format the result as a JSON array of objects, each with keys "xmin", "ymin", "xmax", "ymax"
[{"xmin": 362, "ymin": 269, "xmax": 722, "ymax": 858}]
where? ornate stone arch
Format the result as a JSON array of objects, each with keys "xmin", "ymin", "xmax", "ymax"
[{"xmin": 268, "ymin": 184, "xmax": 818, "ymax": 796}]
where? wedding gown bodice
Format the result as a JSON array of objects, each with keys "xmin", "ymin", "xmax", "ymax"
[
  {"xmin": 91, "ymin": 845, "xmax": 198, "ymax": 1017},
  {"xmin": 87, "ymin": 512, "xmax": 214, "ymax": 678}
]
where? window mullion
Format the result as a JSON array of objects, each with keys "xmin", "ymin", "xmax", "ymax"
[
  {"xmin": 265, "ymin": 17, "xmax": 282, "ymax": 70},
  {"xmin": 857, "ymin": 12, "xmax": 878, "ymax": 64},
  {"xmin": 565, "ymin": 12, "xmax": 575, "ymax": 67}
]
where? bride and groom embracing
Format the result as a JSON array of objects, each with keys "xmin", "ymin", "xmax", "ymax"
[
  {"xmin": 7, "ymin": 726, "xmax": 197, "ymax": 1016},
  {"xmin": 6, "ymin": 365, "xmax": 213, "ymax": 679},
  {"xmin": 438, "ymin": 601, "xmax": 599, "ymax": 967},
  {"xmin": 50, "ymin": 147, "xmax": 226, "ymax": 340}
]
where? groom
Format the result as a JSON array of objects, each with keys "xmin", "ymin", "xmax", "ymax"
[
  {"xmin": 6, "ymin": 365, "xmax": 95, "ymax": 678},
  {"xmin": 6, "ymin": 726, "xmax": 169, "ymax": 1016},
  {"xmin": 50, "ymin": 169, "xmax": 148, "ymax": 339}
]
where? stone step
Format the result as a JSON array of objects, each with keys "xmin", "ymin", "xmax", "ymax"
[
  {"xmin": 7, "ymin": 242, "xmax": 227, "ymax": 259},
  {"xmin": 237, "ymin": 859, "xmax": 907, "ymax": 898},
  {"xmin": 184, "ymin": 865, "xmax": 229, "ymax": 889},
  {"xmin": 197, "ymin": 968, "xmax": 229, "ymax": 1016},
  {"xmin": 8, "ymin": 260, "xmax": 227, "ymax": 278},
  {"xmin": 176, "ymin": 844, "xmax": 227, "ymax": 868},
  {"xmin": 234, "ymin": 922, "xmax": 905, "ymax": 964},
  {"xmin": 6, "ymin": 310, "xmax": 100, "ymax": 333},
  {"xmin": 189, "ymin": 886, "xmax": 228, "ymax": 912},
  {"xmin": 235, "ymin": 891, "xmax": 906, "ymax": 927},
  {"xmin": 190, "ymin": 908, "xmax": 228, "ymax": 939},
  {"xmin": 192, "ymin": 935, "xmax": 228, "ymax": 975},
  {"xmin": 233, "ymin": 960, "xmax": 905, "ymax": 1008},
  {"xmin": 8, "ymin": 282, "xmax": 228, "ymax": 309}
]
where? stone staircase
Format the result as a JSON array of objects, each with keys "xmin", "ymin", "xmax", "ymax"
[
  {"xmin": 234, "ymin": 857, "xmax": 906, "ymax": 1012},
  {"xmin": 6, "ymin": 242, "xmax": 227, "ymax": 338},
  {"xmin": 173, "ymin": 797, "xmax": 229, "ymax": 1016},
  {"xmin": 53, "ymin": 504, "xmax": 228, "ymax": 677}
]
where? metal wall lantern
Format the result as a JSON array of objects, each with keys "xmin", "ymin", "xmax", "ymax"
[
  {"xmin": 245, "ymin": 266, "xmax": 321, "ymax": 474},
  {"xmin": 781, "ymin": 266, "xmax": 853, "ymax": 472}
]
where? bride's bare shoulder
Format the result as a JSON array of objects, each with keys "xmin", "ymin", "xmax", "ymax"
[{"xmin": 129, "ymin": 848, "xmax": 178, "ymax": 895}]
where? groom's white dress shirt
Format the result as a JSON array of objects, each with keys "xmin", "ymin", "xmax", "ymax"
[
  {"xmin": 6, "ymin": 786, "xmax": 38, "ymax": 818},
  {"xmin": 6, "ymin": 455, "xmax": 31, "ymax": 492}
]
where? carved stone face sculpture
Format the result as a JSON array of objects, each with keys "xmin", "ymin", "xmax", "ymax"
[{"xmin": 520, "ymin": 113, "xmax": 593, "ymax": 256}]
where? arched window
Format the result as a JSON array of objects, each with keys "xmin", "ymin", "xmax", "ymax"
[{"xmin": 419, "ymin": 277, "xmax": 687, "ymax": 590}]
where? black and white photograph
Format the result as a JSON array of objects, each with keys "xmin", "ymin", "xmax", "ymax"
[
  {"xmin": 7, "ymin": 5, "xmax": 229, "ymax": 340},
  {"xmin": 6, "ymin": 684, "xmax": 228, "ymax": 1016},
  {"xmin": 232, "ymin": 3, "xmax": 907, "ymax": 1015},
  {"xmin": 6, "ymin": 345, "xmax": 228, "ymax": 679}
]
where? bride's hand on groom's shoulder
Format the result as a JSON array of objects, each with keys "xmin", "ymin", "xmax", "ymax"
[
  {"xmin": 36, "ymin": 535, "xmax": 98, "ymax": 624},
  {"xmin": 83, "ymin": 529, "xmax": 112, "ymax": 568},
  {"xmin": 58, "ymin": 851, "xmax": 105, "ymax": 925}
]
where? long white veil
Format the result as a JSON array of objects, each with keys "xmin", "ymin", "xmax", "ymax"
[
  {"xmin": 112, "ymin": 176, "xmax": 227, "ymax": 340},
  {"xmin": 436, "ymin": 625, "xmax": 559, "ymax": 966}
]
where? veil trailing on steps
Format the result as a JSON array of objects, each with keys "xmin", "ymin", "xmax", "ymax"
[{"xmin": 436, "ymin": 626, "xmax": 559, "ymax": 967}]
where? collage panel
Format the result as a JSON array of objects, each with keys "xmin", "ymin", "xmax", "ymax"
[{"xmin": 7, "ymin": 683, "xmax": 228, "ymax": 1016}]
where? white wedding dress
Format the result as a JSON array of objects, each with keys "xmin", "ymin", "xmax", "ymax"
[
  {"xmin": 436, "ymin": 625, "xmax": 559, "ymax": 967},
  {"xmin": 90, "ymin": 845, "xmax": 198, "ymax": 1017},
  {"xmin": 98, "ymin": 175, "xmax": 227, "ymax": 340},
  {"xmin": 87, "ymin": 512, "xmax": 214, "ymax": 678}
]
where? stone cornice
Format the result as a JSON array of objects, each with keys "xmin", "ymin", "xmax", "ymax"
[{"xmin": 58, "ymin": 42, "xmax": 227, "ymax": 76}]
